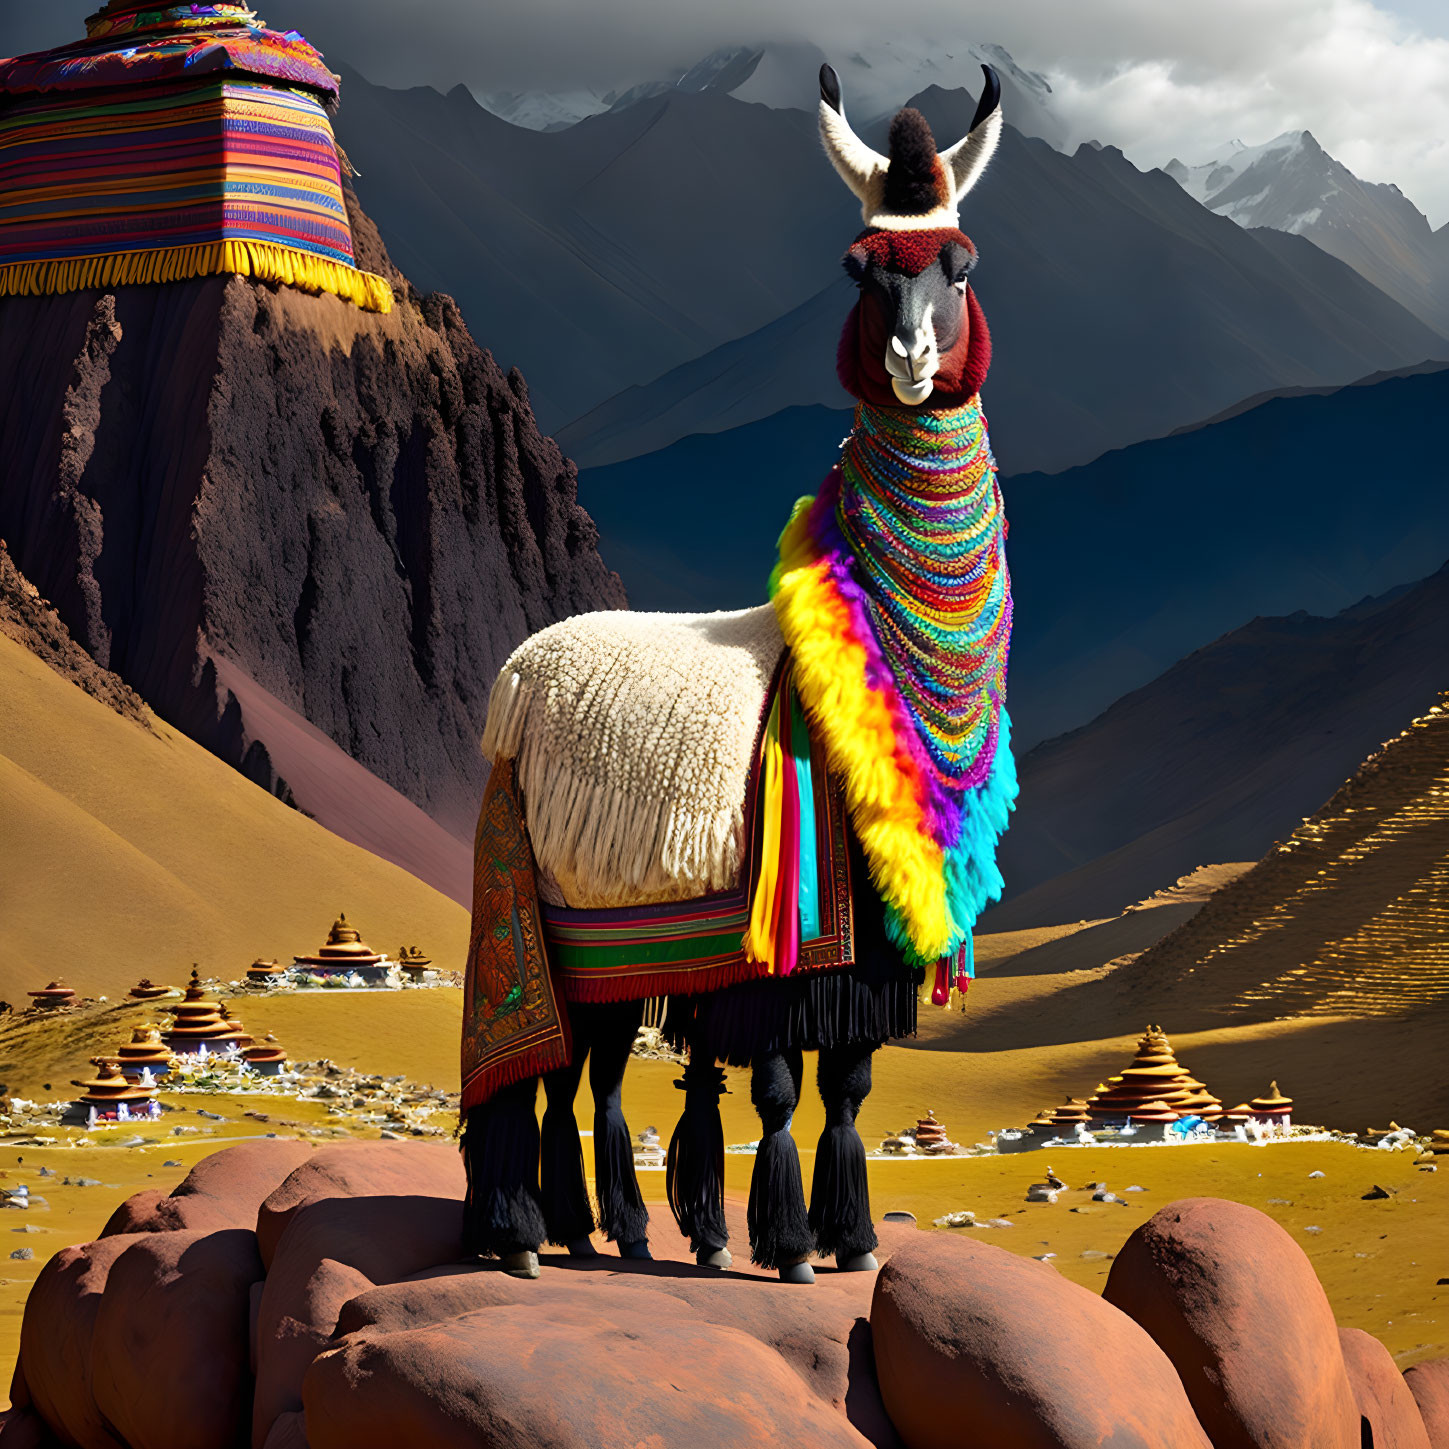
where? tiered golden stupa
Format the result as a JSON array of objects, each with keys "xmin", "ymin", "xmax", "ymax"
[
  {"xmin": 243, "ymin": 1034, "xmax": 288, "ymax": 1076},
  {"xmin": 163, "ymin": 968, "xmax": 245, "ymax": 1050},
  {"xmin": 72, "ymin": 1059, "xmax": 155, "ymax": 1110},
  {"xmin": 1048, "ymin": 1097, "xmax": 1092, "ymax": 1133},
  {"xmin": 1086, "ymin": 1026, "xmax": 1211, "ymax": 1124},
  {"xmin": 116, "ymin": 1027, "xmax": 174, "ymax": 1080},
  {"xmin": 128, "ymin": 979, "xmax": 172, "ymax": 1001},
  {"xmin": 913, "ymin": 1112, "xmax": 952, "ymax": 1153},
  {"xmin": 293, "ymin": 914, "xmax": 389, "ymax": 979},
  {"xmin": 246, "ymin": 958, "xmax": 284, "ymax": 983},
  {"xmin": 1248, "ymin": 1082, "xmax": 1293, "ymax": 1125},
  {"xmin": 27, "ymin": 981, "xmax": 76, "ymax": 1009},
  {"xmin": 397, "ymin": 946, "xmax": 432, "ymax": 981}
]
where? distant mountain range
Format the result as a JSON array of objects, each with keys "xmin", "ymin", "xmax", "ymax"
[
  {"xmin": 578, "ymin": 363, "xmax": 1449, "ymax": 753},
  {"xmin": 334, "ymin": 74, "xmax": 1448, "ymax": 472},
  {"xmin": 474, "ymin": 39, "xmax": 1068, "ymax": 145},
  {"xmin": 1164, "ymin": 131, "xmax": 1449, "ymax": 335},
  {"xmin": 987, "ymin": 559, "xmax": 1449, "ymax": 930}
]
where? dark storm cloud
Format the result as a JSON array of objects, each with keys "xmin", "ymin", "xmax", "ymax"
[{"xmin": 3, "ymin": 1, "xmax": 1446, "ymax": 221}]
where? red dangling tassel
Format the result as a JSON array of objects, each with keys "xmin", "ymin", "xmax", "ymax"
[
  {"xmin": 955, "ymin": 942, "xmax": 971, "ymax": 995},
  {"xmin": 931, "ymin": 956, "xmax": 951, "ymax": 1006}
]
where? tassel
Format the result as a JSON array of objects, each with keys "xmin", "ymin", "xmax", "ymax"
[
  {"xmin": 540, "ymin": 1090, "xmax": 595, "ymax": 1247},
  {"xmin": 459, "ymin": 1088, "xmax": 546, "ymax": 1259},
  {"xmin": 666, "ymin": 1058, "xmax": 729, "ymax": 1253},
  {"xmin": 809, "ymin": 1044, "xmax": 877, "ymax": 1258},
  {"xmin": 747, "ymin": 1051, "xmax": 813, "ymax": 1269},
  {"xmin": 592, "ymin": 1102, "xmax": 650, "ymax": 1245},
  {"xmin": 0, "ymin": 242, "xmax": 391, "ymax": 313}
]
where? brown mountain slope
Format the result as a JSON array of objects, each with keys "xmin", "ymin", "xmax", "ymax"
[
  {"xmin": 0, "ymin": 623, "xmax": 468, "ymax": 1005},
  {"xmin": 1113, "ymin": 692, "xmax": 1449, "ymax": 1022},
  {"xmin": 0, "ymin": 181, "xmax": 623, "ymax": 898}
]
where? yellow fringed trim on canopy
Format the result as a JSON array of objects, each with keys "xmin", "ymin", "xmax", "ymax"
[{"xmin": 0, "ymin": 239, "xmax": 393, "ymax": 313}]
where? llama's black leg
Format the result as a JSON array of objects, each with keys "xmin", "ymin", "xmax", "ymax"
[
  {"xmin": 810, "ymin": 1041, "xmax": 879, "ymax": 1267},
  {"xmin": 585, "ymin": 1000, "xmax": 651, "ymax": 1254},
  {"xmin": 747, "ymin": 1047, "xmax": 813, "ymax": 1279},
  {"xmin": 540, "ymin": 1046, "xmax": 595, "ymax": 1251},
  {"xmin": 667, "ymin": 1045, "xmax": 730, "ymax": 1266},
  {"xmin": 460, "ymin": 1076, "xmax": 546, "ymax": 1276}
]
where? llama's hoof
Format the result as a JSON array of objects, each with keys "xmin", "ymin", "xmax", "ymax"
[
  {"xmin": 566, "ymin": 1238, "xmax": 599, "ymax": 1258},
  {"xmin": 618, "ymin": 1239, "xmax": 653, "ymax": 1260},
  {"xmin": 778, "ymin": 1258, "xmax": 815, "ymax": 1284},
  {"xmin": 836, "ymin": 1252, "xmax": 878, "ymax": 1272},
  {"xmin": 696, "ymin": 1245, "xmax": 733, "ymax": 1270},
  {"xmin": 501, "ymin": 1250, "xmax": 540, "ymax": 1280}
]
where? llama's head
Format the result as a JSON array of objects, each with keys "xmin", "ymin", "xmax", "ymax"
[{"xmin": 820, "ymin": 63, "xmax": 1001, "ymax": 409}]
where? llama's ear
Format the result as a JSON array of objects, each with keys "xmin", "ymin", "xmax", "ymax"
[
  {"xmin": 819, "ymin": 61, "xmax": 888, "ymax": 216},
  {"xmin": 940, "ymin": 64, "xmax": 1003, "ymax": 203},
  {"xmin": 843, "ymin": 242, "xmax": 871, "ymax": 282}
]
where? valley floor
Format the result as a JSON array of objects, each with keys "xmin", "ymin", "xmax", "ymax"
[{"xmin": 1, "ymin": 877, "xmax": 1444, "ymax": 1402}]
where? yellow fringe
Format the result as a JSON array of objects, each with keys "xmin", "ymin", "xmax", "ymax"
[
  {"xmin": 0, "ymin": 240, "xmax": 393, "ymax": 313},
  {"xmin": 773, "ymin": 533, "xmax": 954, "ymax": 961}
]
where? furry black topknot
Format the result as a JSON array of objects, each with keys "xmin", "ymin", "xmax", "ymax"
[{"xmin": 882, "ymin": 108, "xmax": 944, "ymax": 216}]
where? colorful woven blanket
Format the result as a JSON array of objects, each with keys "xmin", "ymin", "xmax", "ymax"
[{"xmin": 771, "ymin": 396, "xmax": 1016, "ymax": 982}]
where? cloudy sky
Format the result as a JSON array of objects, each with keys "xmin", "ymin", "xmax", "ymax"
[{"xmin": 5, "ymin": 0, "xmax": 1448, "ymax": 223}]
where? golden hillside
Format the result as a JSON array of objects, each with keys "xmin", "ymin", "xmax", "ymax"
[
  {"xmin": 0, "ymin": 630, "xmax": 468, "ymax": 1003},
  {"xmin": 1116, "ymin": 692, "xmax": 1449, "ymax": 1021}
]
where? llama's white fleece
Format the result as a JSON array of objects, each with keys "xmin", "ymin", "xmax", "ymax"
[{"xmin": 482, "ymin": 604, "xmax": 784, "ymax": 909}]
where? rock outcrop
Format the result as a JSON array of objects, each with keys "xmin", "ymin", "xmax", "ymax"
[
  {"xmin": 0, "ymin": 182, "xmax": 625, "ymax": 897},
  {"xmin": 1103, "ymin": 1198, "xmax": 1364, "ymax": 1448},
  {"xmin": 3, "ymin": 1141, "xmax": 1434, "ymax": 1448}
]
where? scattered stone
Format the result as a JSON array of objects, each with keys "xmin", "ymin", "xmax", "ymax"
[
  {"xmin": 1033, "ymin": 1253, "xmax": 1057, "ymax": 1261},
  {"xmin": 1044, "ymin": 1167, "xmax": 1068, "ymax": 1191},
  {"xmin": 1025, "ymin": 1185, "xmax": 1057, "ymax": 1204},
  {"xmin": 1266, "ymin": 1198, "xmax": 1293, "ymax": 1206},
  {"xmin": 195, "ymin": 1110, "xmax": 225, "ymax": 1122},
  {"xmin": 37, "ymin": 1167, "xmax": 53, "ymax": 1178},
  {"xmin": 1304, "ymin": 1225, "xmax": 1323, "ymax": 1234},
  {"xmin": 13, "ymin": 1225, "xmax": 45, "ymax": 1233},
  {"xmin": 1309, "ymin": 1170, "xmax": 1326, "ymax": 1179},
  {"xmin": 1080, "ymin": 1250, "xmax": 1113, "ymax": 1261},
  {"xmin": 1361, "ymin": 1185, "xmax": 1395, "ymax": 1200},
  {"xmin": 73, "ymin": 1178, "xmax": 102, "ymax": 1188},
  {"xmin": 379, "ymin": 1129, "xmax": 404, "ymax": 1141},
  {"xmin": 10, "ymin": 1247, "xmax": 32, "ymax": 1260},
  {"xmin": 1124, "ymin": 1185, "xmax": 1145, "ymax": 1193},
  {"xmin": 983, "ymin": 1218, "xmax": 1015, "ymax": 1229},
  {"xmin": 932, "ymin": 1211, "xmax": 975, "ymax": 1228},
  {"xmin": 1092, "ymin": 1190, "xmax": 1123, "ymax": 1204},
  {"xmin": 163, "ymin": 1160, "xmax": 182, "ymax": 1168}
]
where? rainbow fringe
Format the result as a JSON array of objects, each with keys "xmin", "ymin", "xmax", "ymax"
[{"xmin": 771, "ymin": 396, "xmax": 1016, "ymax": 979}]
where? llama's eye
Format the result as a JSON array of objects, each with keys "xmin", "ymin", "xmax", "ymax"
[{"xmin": 953, "ymin": 275, "xmax": 969, "ymax": 291}]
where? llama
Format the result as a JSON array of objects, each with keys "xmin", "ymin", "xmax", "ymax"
[{"xmin": 460, "ymin": 63, "xmax": 1015, "ymax": 1283}]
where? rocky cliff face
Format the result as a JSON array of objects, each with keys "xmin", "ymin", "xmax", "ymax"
[{"xmin": 0, "ymin": 185, "xmax": 625, "ymax": 892}]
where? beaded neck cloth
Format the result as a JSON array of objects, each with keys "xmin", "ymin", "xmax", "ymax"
[{"xmin": 771, "ymin": 396, "xmax": 1016, "ymax": 977}]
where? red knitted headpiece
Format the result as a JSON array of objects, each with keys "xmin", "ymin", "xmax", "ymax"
[{"xmin": 851, "ymin": 226, "xmax": 976, "ymax": 277}]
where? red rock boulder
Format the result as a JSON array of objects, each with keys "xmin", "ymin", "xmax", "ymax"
[
  {"xmin": 304, "ymin": 1305, "xmax": 869, "ymax": 1449},
  {"xmin": 251, "ymin": 1193, "xmax": 463, "ymax": 1449},
  {"xmin": 254, "ymin": 1141, "xmax": 462, "ymax": 1267},
  {"xmin": 102, "ymin": 1140, "xmax": 316, "ymax": 1237},
  {"xmin": 91, "ymin": 1228, "xmax": 263, "ymax": 1449},
  {"xmin": 17, "ymin": 1235, "xmax": 140, "ymax": 1449},
  {"xmin": 1104, "ymin": 1198, "xmax": 1361, "ymax": 1449},
  {"xmin": 1404, "ymin": 1360, "xmax": 1449, "ymax": 1447},
  {"xmin": 1339, "ymin": 1329, "xmax": 1431, "ymax": 1449},
  {"xmin": 871, "ymin": 1232, "xmax": 1211, "ymax": 1448}
]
